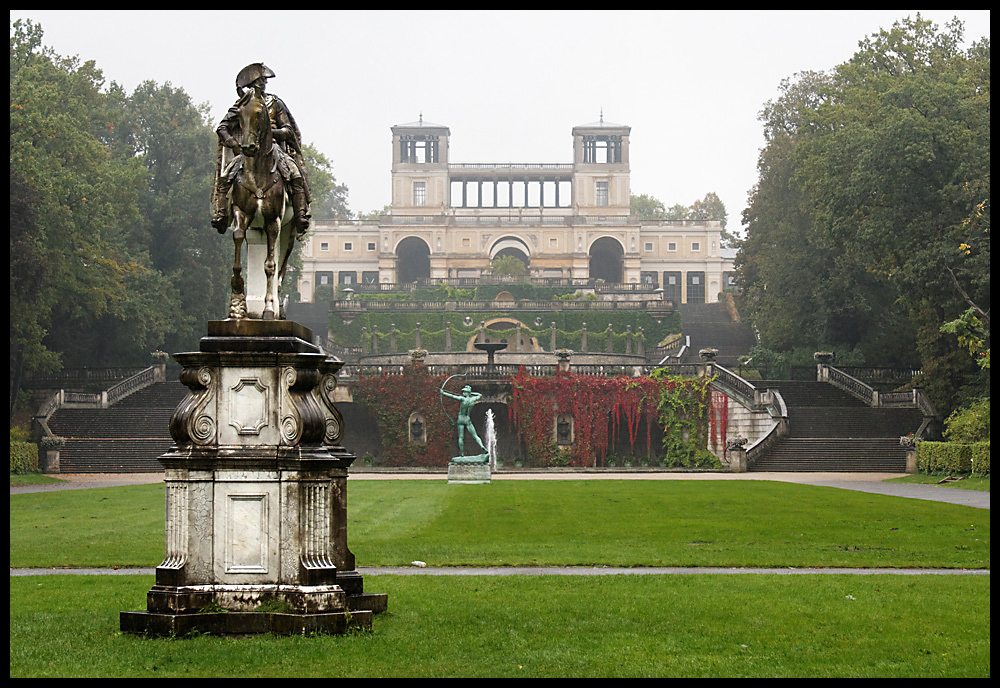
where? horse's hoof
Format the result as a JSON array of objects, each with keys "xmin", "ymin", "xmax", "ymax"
[{"xmin": 263, "ymin": 310, "xmax": 276, "ymax": 321}]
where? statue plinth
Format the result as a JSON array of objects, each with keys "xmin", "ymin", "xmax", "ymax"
[
  {"xmin": 447, "ymin": 460, "xmax": 492, "ymax": 484},
  {"xmin": 121, "ymin": 320, "xmax": 386, "ymax": 636}
]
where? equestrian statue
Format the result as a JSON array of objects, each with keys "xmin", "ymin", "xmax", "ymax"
[{"xmin": 211, "ymin": 63, "xmax": 311, "ymax": 320}]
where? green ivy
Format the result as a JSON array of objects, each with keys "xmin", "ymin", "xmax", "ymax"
[{"xmin": 649, "ymin": 369, "xmax": 718, "ymax": 468}]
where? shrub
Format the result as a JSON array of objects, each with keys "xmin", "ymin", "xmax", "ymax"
[
  {"xmin": 10, "ymin": 433, "xmax": 38, "ymax": 474},
  {"xmin": 944, "ymin": 398, "xmax": 990, "ymax": 443},
  {"xmin": 916, "ymin": 441, "xmax": 991, "ymax": 476}
]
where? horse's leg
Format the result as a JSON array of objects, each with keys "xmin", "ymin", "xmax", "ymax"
[
  {"xmin": 276, "ymin": 216, "xmax": 296, "ymax": 319},
  {"xmin": 230, "ymin": 222, "xmax": 248, "ymax": 319},
  {"xmin": 262, "ymin": 217, "xmax": 279, "ymax": 320}
]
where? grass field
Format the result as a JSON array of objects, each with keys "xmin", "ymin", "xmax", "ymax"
[
  {"xmin": 9, "ymin": 479, "xmax": 991, "ymax": 677},
  {"xmin": 9, "ymin": 480, "xmax": 990, "ymax": 569},
  {"xmin": 887, "ymin": 474, "xmax": 991, "ymax": 491}
]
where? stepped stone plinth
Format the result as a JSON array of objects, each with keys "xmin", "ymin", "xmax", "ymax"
[{"xmin": 121, "ymin": 320, "xmax": 386, "ymax": 636}]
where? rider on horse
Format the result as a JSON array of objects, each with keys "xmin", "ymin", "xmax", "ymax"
[{"xmin": 211, "ymin": 63, "xmax": 311, "ymax": 235}]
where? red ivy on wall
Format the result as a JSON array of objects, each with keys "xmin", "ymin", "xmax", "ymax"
[
  {"xmin": 353, "ymin": 366, "xmax": 721, "ymax": 468},
  {"xmin": 508, "ymin": 368, "xmax": 709, "ymax": 467},
  {"xmin": 353, "ymin": 366, "xmax": 453, "ymax": 467}
]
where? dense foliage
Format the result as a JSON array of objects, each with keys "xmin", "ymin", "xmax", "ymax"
[
  {"xmin": 352, "ymin": 365, "xmax": 453, "ymax": 466},
  {"xmin": 334, "ymin": 308, "xmax": 681, "ymax": 356},
  {"xmin": 9, "ymin": 20, "xmax": 347, "ymax": 413},
  {"xmin": 9, "ymin": 20, "xmax": 225, "ymax": 382},
  {"xmin": 916, "ymin": 441, "xmax": 990, "ymax": 475},
  {"xmin": 737, "ymin": 16, "xmax": 990, "ymax": 419},
  {"xmin": 9, "ymin": 426, "xmax": 38, "ymax": 473},
  {"xmin": 509, "ymin": 368, "xmax": 718, "ymax": 467}
]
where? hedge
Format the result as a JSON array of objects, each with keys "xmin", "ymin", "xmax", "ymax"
[
  {"xmin": 916, "ymin": 441, "xmax": 990, "ymax": 476},
  {"xmin": 10, "ymin": 439, "xmax": 39, "ymax": 474}
]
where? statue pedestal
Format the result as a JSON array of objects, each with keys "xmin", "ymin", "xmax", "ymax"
[
  {"xmin": 121, "ymin": 320, "xmax": 386, "ymax": 636},
  {"xmin": 448, "ymin": 459, "xmax": 491, "ymax": 484}
]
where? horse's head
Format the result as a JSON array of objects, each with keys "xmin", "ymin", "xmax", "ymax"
[{"xmin": 238, "ymin": 84, "xmax": 271, "ymax": 159}]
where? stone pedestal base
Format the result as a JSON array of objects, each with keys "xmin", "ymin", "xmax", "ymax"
[
  {"xmin": 121, "ymin": 320, "xmax": 386, "ymax": 636},
  {"xmin": 120, "ymin": 609, "xmax": 371, "ymax": 637},
  {"xmin": 448, "ymin": 461, "xmax": 491, "ymax": 484}
]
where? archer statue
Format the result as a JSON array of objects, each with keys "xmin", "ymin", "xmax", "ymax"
[{"xmin": 440, "ymin": 382, "xmax": 488, "ymax": 463}]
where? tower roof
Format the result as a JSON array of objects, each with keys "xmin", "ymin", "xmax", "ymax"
[{"xmin": 392, "ymin": 114, "xmax": 449, "ymax": 134}]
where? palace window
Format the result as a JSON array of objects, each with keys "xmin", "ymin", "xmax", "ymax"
[
  {"xmin": 596, "ymin": 181, "xmax": 609, "ymax": 207},
  {"xmin": 413, "ymin": 181, "xmax": 426, "ymax": 206}
]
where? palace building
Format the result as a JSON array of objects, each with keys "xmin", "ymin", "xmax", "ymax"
[{"xmin": 296, "ymin": 117, "xmax": 736, "ymax": 304}]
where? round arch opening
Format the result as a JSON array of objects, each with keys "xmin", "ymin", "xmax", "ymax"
[
  {"xmin": 489, "ymin": 236, "xmax": 532, "ymax": 271},
  {"xmin": 589, "ymin": 237, "xmax": 624, "ymax": 283},
  {"xmin": 466, "ymin": 317, "xmax": 543, "ymax": 352},
  {"xmin": 396, "ymin": 236, "xmax": 431, "ymax": 283}
]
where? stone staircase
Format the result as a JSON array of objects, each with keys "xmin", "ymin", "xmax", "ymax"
[
  {"xmin": 47, "ymin": 382, "xmax": 186, "ymax": 473},
  {"xmin": 751, "ymin": 380, "xmax": 923, "ymax": 472},
  {"xmin": 677, "ymin": 303, "xmax": 756, "ymax": 366}
]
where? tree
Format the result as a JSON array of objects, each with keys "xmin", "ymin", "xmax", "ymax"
[
  {"xmin": 303, "ymin": 143, "xmax": 351, "ymax": 220},
  {"xmin": 630, "ymin": 192, "xmax": 728, "ymax": 228},
  {"xmin": 630, "ymin": 193, "xmax": 667, "ymax": 220},
  {"xmin": 489, "ymin": 254, "xmax": 528, "ymax": 279},
  {"xmin": 10, "ymin": 19, "xmax": 152, "ymax": 376},
  {"xmin": 358, "ymin": 205, "xmax": 391, "ymax": 221},
  {"xmin": 9, "ymin": 19, "xmax": 244, "ymax": 402},
  {"xmin": 112, "ymin": 80, "xmax": 228, "ymax": 352},
  {"xmin": 737, "ymin": 15, "xmax": 990, "ymax": 417}
]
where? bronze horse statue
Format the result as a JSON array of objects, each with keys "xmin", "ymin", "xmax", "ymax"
[{"xmin": 225, "ymin": 84, "xmax": 297, "ymax": 320}]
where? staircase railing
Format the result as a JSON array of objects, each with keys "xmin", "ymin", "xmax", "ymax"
[
  {"xmin": 709, "ymin": 363, "xmax": 789, "ymax": 471},
  {"xmin": 657, "ymin": 335, "xmax": 689, "ymax": 365},
  {"xmin": 826, "ymin": 365, "xmax": 875, "ymax": 405},
  {"xmin": 107, "ymin": 366, "xmax": 160, "ymax": 405},
  {"xmin": 824, "ymin": 364, "xmax": 932, "ymax": 412},
  {"xmin": 34, "ymin": 364, "xmax": 167, "ymax": 438},
  {"xmin": 821, "ymin": 363, "xmax": 936, "ymax": 441}
]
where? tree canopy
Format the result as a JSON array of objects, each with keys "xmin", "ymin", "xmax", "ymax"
[
  {"xmin": 631, "ymin": 191, "xmax": 736, "ymax": 247},
  {"xmin": 631, "ymin": 191, "xmax": 728, "ymax": 227},
  {"xmin": 737, "ymin": 15, "xmax": 990, "ymax": 417},
  {"xmin": 9, "ymin": 19, "xmax": 350, "ymax": 411}
]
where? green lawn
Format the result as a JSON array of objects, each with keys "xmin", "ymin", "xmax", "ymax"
[
  {"xmin": 10, "ymin": 480, "xmax": 990, "ymax": 569},
  {"xmin": 887, "ymin": 474, "xmax": 991, "ymax": 491},
  {"xmin": 9, "ymin": 479, "xmax": 991, "ymax": 677},
  {"xmin": 10, "ymin": 574, "xmax": 990, "ymax": 677},
  {"xmin": 9, "ymin": 472, "xmax": 67, "ymax": 486}
]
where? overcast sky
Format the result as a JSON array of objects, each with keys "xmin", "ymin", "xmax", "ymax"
[{"xmin": 10, "ymin": 10, "xmax": 991, "ymax": 232}]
